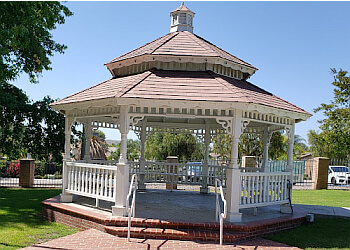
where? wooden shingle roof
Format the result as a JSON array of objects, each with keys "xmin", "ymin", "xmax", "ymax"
[
  {"xmin": 107, "ymin": 31, "xmax": 257, "ymax": 70},
  {"xmin": 52, "ymin": 69, "xmax": 309, "ymax": 115}
]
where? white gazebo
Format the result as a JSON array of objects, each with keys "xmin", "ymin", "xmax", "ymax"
[{"xmin": 51, "ymin": 3, "xmax": 311, "ymax": 222}]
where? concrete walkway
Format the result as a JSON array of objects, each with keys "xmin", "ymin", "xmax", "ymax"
[
  {"xmin": 21, "ymin": 229, "xmax": 301, "ymax": 250},
  {"xmin": 294, "ymin": 204, "xmax": 350, "ymax": 217}
]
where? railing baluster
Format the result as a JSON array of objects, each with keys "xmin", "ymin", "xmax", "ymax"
[
  {"xmin": 81, "ymin": 167, "xmax": 85, "ymax": 193},
  {"xmin": 67, "ymin": 164, "xmax": 71, "ymax": 190},
  {"xmin": 104, "ymin": 169, "xmax": 108, "ymax": 197}
]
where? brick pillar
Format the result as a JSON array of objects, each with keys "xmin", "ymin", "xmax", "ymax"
[
  {"xmin": 311, "ymin": 157, "xmax": 329, "ymax": 190},
  {"xmin": 166, "ymin": 156, "xmax": 178, "ymax": 190},
  {"xmin": 19, "ymin": 159, "xmax": 35, "ymax": 188}
]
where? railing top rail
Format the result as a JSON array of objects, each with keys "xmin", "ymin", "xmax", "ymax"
[
  {"xmin": 241, "ymin": 171, "xmax": 291, "ymax": 177},
  {"xmin": 66, "ymin": 161, "xmax": 126, "ymax": 170}
]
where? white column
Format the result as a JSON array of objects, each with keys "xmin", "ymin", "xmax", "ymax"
[
  {"xmin": 61, "ymin": 115, "xmax": 73, "ymax": 202},
  {"xmin": 281, "ymin": 122, "xmax": 295, "ymax": 214},
  {"xmin": 200, "ymin": 120, "xmax": 210, "ymax": 194},
  {"xmin": 84, "ymin": 120, "xmax": 92, "ymax": 162},
  {"xmin": 286, "ymin": 123, "xmax": 295, "ymax": 172},
  {"xmin": 112, "ymin": 162, "xmax": 130, "ymax": 216},
  {"xmin": 138, "ymin": 118, "xmax": 147, "ymax": 190},
  {"xmin": 225, "ymin": 111, "xmax": 244, "ymax": 222},
  {"xmin": 112, "ymin": 105, "xmax": 130, "ymax": 216},
  {"xmin": 262, "ymin": 125, "xmax": 270, "ymax": 172},
  {"xmin": 119, "ymin": 105, "xmax": 129, "ymax": 164}
]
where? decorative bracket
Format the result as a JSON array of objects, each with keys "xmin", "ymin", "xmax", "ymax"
[
  {"xmin": 215, "ymin": 118, "xmax": 233, "ymax": 135},
  {"xmin": 241, "ymin": 120, "xmax": 250, "ymax": 134},
  {"xmin": 129, "ymin": 115, "xmax": 145, "ymax": 128}
]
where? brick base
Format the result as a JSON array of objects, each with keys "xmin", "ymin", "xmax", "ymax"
[{"xmin": 42, "ymin": 196, "xmax": 306, "ymax": 243}]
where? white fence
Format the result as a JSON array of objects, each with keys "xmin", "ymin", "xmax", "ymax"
[
  {"xmin": 65, "ymin": 162, "xmax": 117, "ymax": 202},
  {"xmin": 239, "ymin": 172, "xmax": 291, "ymax": 208}
]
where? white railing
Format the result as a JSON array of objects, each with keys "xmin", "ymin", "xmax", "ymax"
[
  {"xmin": 126, "ymin": 174, "xmax": 137, "ymax": 242},
  {"xmin": 240, "ymin": 172, "xmax": 290, "ymax": 208},
  {"xmin": 215, "ymin": 178, "xmax": 227, "ymax": 245},
  {"xmin": 129, "ymin": 161, "xmax": 228, "ymax": 187},
  {"xmin": 65, "ymin": 162, "xmax": 117, "ymax": 203}
]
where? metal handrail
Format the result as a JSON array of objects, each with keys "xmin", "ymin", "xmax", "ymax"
[
  {"xmin": 215, "ymin": 178, "xmax": 227, "ymax": 245},
  {"xmin": 126, "ymin": 174, "xmax": 137, "ymax": 242}
]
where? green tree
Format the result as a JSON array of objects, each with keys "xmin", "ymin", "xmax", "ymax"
[
  {"xmin": 310, "ymin": 69, "xmax": 350, "ymax": 159},
  {"xmin": 212, "ymin": 134, "xmax": 232, "ymax": 163},
  {"xmin": 145, "ymin": 132, "xmax": 204, "ymax": 162},
  {"xmin": 24, "ymin": 96, "xmax": 65, "ymax": 162},
  {"xmin": 109, "ymin": 139, "xmax": 141, "ymax": 161},
  {"xmin": 239, "ymin": 133, "xmax": 262, "ymax": 157},
  {"xmin": 268, "ymin": 132, "xmax": 286, "ymax": 160},
  {"xmin": 0, "ymin": 2, "xmax": 72, "ymax": 83},
  {"xmin": 0, "ymin": 83, "xmax": 30, "ymax": 159},
  {"xmin": 212, "ymin": 132, "xmax": 305, "ymax": 162},
  {"xmin": 93, "ymin": 130, "xmax": 106, "ymax": 141}
]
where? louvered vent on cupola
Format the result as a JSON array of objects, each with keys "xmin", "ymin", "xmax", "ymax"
[{"xmin": 170, "ymin": 2, "xmax": 195, "ymax": 33}]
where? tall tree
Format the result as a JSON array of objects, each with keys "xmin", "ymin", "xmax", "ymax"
[
  {"xmin": 145, "ymin": 132, "xmax": 204, "ymax": 162},
  {"xmin": 311, "ymin": 69, "xmax": 350, "ymax": 159},
  {"xmin": 0, "ymin": 83, "xmax": 30, "ymax": 159},
  {"xmin": 0, "ymin": 2, "xmax": 72, "ymax": 83},
  {"xmin": 0, "ymin": 2, "xmax": 72, "ymax": 161},
  {"xmin": 109, "ymin": 139, "xmax": 141, "ymax": 161},
  {"xmin": 24, "ymin": 96, "xmax": 65, "ymax": 162}
]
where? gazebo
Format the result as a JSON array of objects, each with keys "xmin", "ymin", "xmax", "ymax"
[{"xmin": 51, "ymin": 3, "xmax": 311, "ymax": 222}]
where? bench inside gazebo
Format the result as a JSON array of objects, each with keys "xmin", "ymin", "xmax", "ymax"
[{"xmin": 49, "ymin": 2, "xmax": 311, "ymax": 230}]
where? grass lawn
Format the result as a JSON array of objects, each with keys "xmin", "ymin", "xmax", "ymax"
[
  {"xmin": 266, "ymin": 216, "xmax": 350, "ymax": 250},
  {"xmin": 265, "ymin": 189, "xmax": 350, "ymax": 250},
  {"xmin": 292, "ymin": 189, "xmax": 350, "ymax": 207},
  {"xmin": 0, "ymin": 188, "xmax": 77, "ymax": 250}
]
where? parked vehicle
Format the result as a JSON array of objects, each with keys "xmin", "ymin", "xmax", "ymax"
[
  {"xmin": 328, "ymin": 166, "xmax": 350, "ymax": 185},
  {"xmin": 185, "ymin": 162, "xmax": 202, "ymax": 183}
]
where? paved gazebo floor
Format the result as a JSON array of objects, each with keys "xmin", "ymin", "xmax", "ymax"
[{"xmin": 72, "ymin": 188, "xmax": 292, "ymax": 223}]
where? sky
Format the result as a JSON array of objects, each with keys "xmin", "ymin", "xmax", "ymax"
[{"xmin": 12, "ymin": 1, "xmax": 350, "ymax": 142}]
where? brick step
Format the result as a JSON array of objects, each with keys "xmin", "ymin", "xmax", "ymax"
[
  {"xmin": 106, "ymin": 217, "xmax": 245, "ymax": 232},
  {"xmin": 105, "ymin": 225, "xmax": 248, "ymax": 243}
]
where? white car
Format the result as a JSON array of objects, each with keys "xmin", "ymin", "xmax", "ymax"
[{"xmin": 328, "ymin": 166, "xmax": 350, "ymax": 185}]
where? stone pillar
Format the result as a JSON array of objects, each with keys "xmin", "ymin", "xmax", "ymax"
[
  {"xmin": 138, "ymin": 118, "xmax": 147, "ymax": 191},
  {"xmin": 200, "ymin": 120, "xmax": 210, "ymax": 194},
  {"xmin": 311, "ymin": 157, "xmax": 329, "ymax": 190},
  {"xmin": 61, "ymin": 116, "xmax": 73, "ymax": 203},
  {"xmin": 19, "ymin": 159, "xmax": 35, "ymax": 187},
  {"xmin": 166, "ymin": 156, "xmax": 178, "ymax": 190}
]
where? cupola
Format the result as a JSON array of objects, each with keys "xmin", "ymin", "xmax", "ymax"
[{"xmin": 170, "ymin": 2, "xmax": 195, "ymax": 33}]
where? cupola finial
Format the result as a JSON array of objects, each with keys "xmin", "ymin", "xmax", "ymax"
[{"xmin": 170, "ymin": 2, "xmax": 195, "ymax": 33}]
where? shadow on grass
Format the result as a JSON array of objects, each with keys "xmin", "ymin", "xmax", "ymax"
[
  {"xmin": 0, "ymin": 188, "xmax": 61, "ymax": 228},
  {"xmin": 266, "ymin": 215, "xmax": 350, "ymax": 249}
]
